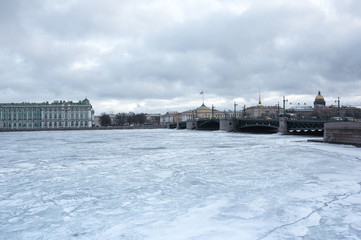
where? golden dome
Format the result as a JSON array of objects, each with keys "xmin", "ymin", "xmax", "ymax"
[{"xmin": 315, "ymin": 91, "xmax": 324, "ymax": 100}]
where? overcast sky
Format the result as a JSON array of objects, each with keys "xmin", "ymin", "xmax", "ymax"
[{"xmin": 1, "ymin": 0, "xmax": 360, "ymax": 114}]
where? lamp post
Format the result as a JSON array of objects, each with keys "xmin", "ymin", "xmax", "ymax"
[
  {"xmin": 211, "ymin": 105, "xmax": 215, "ymax": 119},
  {"xmin": 335, "ymin": 97, "xmax": 340, "ymax": 117},
  {"xmin": 234, "ymin": 101, "xmax": 238, "ymax": 119},
  {"xmin": 283, "ymin": 96, "xmax": 288, "ymax": 114}
]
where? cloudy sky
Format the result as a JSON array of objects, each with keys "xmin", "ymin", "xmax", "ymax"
[{"xmin": 1, "ymin": 0, "xmax": 361, "ymax": 114}]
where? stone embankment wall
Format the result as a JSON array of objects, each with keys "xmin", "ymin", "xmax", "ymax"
[
  {"xmin": 0, "ymin": 125, "xmax": 167, "ymax": 132},
  {"xmin": 323, "ymin": 122, "xmax": 361, "ymax": 146}
]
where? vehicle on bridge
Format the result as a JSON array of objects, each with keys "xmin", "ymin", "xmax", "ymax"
[{"xmin": 279, "ymin": 113, "xmax": 297, "ymax": 119}]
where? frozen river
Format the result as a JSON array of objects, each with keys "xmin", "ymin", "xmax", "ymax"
[{"xmin": 1, "ymin": 129, "xmax": 361, "ymax": 239}]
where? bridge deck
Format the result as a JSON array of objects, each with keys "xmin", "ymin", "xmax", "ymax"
[{"xmin": 237, "ymin": 119, "xmax": 279, "ymax": 129}]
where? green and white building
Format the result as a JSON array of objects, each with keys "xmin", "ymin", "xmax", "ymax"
[{"xmin": 0, "ymin": 98, "xmax": 94, "ymax": 130}]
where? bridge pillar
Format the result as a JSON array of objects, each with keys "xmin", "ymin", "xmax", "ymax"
[
  {"xmin": 278, "ymin": 117, "xmax": 288, "ymax": 134},
  {"xmin": 176, "ymin": 121, "xmax": 186, "ymax": 130},
  {"xmin": 220, "ymin": 119, "xmax": 236, "ymax": 132},
  {"xmin": 186, "ymin": 120, "xmax": 196, "ymax": 130}
]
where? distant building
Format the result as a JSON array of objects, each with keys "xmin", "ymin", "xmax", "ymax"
[
  {"xmin": 160, "ymin": 111, "xmax": 180, "ymax": 124},
  {"xmin": 244, "ymin": 106, "xmax": 279, "ymax": 119},
  {"xmin": 94, "ymin": 115, "xmax": 101, "ymax": 127},
  {"xmin": 161, "ymin": 104, "xmax": 228, "ymax": 124},
  {"xmin": 181, "ymin": 104, "xmax": 226, "ymax": 121},
  {"xmin": 287, "ymin": 91, "xmax": 361, "ymax": 120},
  {"xmin": 181, "ymin": 109, "xmax": 196, "ymax": 121},
  {"xmin": 287, "ymin": 105, "xmax": 314, "ymax": 119},
  {"xmin": 244, "ymin": 93, "xmax": 280, "ymax": 118},
  {"xmin": 109, "ymin": 113, "xmax": 116, "ymax": 125},
  {"xmin": 313, "ymin": 105, "xmax": 361, "ymax": 120},
  {"xmin": 194, "ymin": 104, "xmax": 223, "ymax": 119},
  {"xmin": 223, "ymin": 109, "xmax": 243, "ymax": 119},
  {"xmin": 146, "ymin": 113, "xmax": 161, "ymax": 124},
  {"xmin": 314, "ymin": 91, "xmax": 326, "ymax": 108},
  {"xmin": 0, "ymin": 98, "xmax": 94, "ymax": 130}
]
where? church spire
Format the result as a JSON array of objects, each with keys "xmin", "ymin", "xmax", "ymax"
[{"xmin": 257, "ymin": 91, "xmax": 262, "ymax": 107}]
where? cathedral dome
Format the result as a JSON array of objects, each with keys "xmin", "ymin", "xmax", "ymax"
[
  {"xmin": 315, "ymin": 91, "xmax": 324, "ymax": 100},
  {"xmin": 314, "ymin": 91, "xmax": 326, "ymax": 107}
]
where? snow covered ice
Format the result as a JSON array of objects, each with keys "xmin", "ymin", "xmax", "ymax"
[{"xmin": 1, "ymin": 129, "xmax": 361, "ymax": 239}]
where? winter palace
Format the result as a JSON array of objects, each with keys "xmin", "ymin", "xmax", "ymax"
[{"xmin": 0, "ymin": 98, "xmax": 94, "ymax": 130}]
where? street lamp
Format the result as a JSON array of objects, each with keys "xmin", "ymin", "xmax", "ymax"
[
  {"xmin": 234, "ymin": 101, "xmax": 238, "ymax": 119},
  {"xmin": 211, "ymin": 104, "xmax": 215, "ymax": 119},
  {"xmin": 335, "ymin": 97, "xmax": 340, "ymax": 117},
  {"xmin": 283, "ymin": 96, "xmax": 288, "ymax": 114}
]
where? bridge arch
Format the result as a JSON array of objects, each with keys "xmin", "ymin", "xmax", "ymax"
[
  {"xmin": 236, "ymin": 119, "xmax": 279, "ymax": 133},
  {"xmin": 196, "ymin": 119, "xmax": 220, "ymax": 130}
]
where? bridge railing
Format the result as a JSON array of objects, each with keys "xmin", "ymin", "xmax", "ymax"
[
  {"xmin": 286, "ymin": 120, "xmax": 325, "ymax": 131},
  {"xmin": 236, "ymin": 119, "xmax": 279, "ymax": 129}
]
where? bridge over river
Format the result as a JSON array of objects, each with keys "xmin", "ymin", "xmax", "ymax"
[
  {"xmin": 170, "ymin": 118, "xmax": 328, "ymax": 135},
  {"xmin": 235, "ymin": 118, "xmax": 325, "ymax": 134}
]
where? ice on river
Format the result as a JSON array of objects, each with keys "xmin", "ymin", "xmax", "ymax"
[{"xmin": 1, "ymin": 129, "xmax": 361, "ymax": 239}]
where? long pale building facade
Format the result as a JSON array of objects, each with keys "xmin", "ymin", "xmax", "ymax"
[{"xmin": 0, "ymin": 98, "xmax": 94, "ymax": 130}]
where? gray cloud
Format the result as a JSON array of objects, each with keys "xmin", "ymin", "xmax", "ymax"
[{"xmin": 1, "ymin": 0, "xmax": 360, "ymax": 113}]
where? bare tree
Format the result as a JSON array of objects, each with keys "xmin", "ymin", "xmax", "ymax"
[
  {"xmin": 135, "ymin": 113, "xmax": 147, "ymax": 125},
  {"xmin": 114, "ymin": 113, "xmax": 126, "ymax": 126},
  {"xmin": 126, "ymin": 112, "xmax": 135, "ymax": 125},
  {"xmin": 99, "ymin": 113, "xmax": 111, "ymax": 127}
]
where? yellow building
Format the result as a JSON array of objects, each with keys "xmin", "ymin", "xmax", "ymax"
[
  {"xmin": 196, "ymin": 104, "xmax": 213, "ymax": 119},
  {"xmin": 181, "ymin": 104, "xmax": 225, "ymax": 121}
]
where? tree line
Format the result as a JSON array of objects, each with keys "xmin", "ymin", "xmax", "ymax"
[{"xmin": 99, "ymin": 112, "xmax": 149, "ymax": 127}]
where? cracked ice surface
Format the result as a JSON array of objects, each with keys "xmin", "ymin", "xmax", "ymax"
[{"xmin": 1, "ymin": 129, "xmax": 361, "ymax": 239}]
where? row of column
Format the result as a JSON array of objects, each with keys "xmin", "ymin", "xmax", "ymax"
[{"xmin": 0, "ymin": 109, "xmax": 93, "ymax": 129}]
